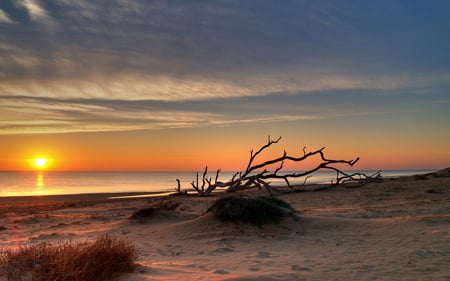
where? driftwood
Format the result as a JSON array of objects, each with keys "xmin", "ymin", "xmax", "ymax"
[{"xmin": 176, "ymin": 136, "xmax": 380, "ymax": 196}]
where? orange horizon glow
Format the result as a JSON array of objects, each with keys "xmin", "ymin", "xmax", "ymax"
[
  {"xmin": 0, "ymin": 131, "xmax": 448, "ymax": 172},
  {"xmin": 2, "ymin": 148, "xmax": 446, "ymax": 173}
]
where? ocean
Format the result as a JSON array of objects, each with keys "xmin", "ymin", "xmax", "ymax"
[{"xmin": 0, "ymin": 170, "xmax": 435, "ymax": 197}]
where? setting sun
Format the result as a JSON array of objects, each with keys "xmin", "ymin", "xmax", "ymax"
[{"xmin": 33, "ymin": 158, "xmax": 48, "ymax": 169}]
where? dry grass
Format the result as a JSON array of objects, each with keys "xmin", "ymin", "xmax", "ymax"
[
  {"xmin": 0, "ymin": 235, "xmax": 136, "ymax": 281},
  {"xmin": 130, "ymin": 200, "xmax": 180, "ymax": 222}
]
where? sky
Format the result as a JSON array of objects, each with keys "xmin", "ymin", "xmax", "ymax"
[{"xmin": 0, "ymin": 0, "xmax": 449, "ymax": 171}]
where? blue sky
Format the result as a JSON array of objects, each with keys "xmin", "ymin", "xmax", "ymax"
[{"xmin": 0, "ymin": 0, "xmax": 449, "ymax": 170}]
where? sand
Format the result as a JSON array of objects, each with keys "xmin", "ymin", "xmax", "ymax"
[{"xmin": 1, "ymin": 173, "xmax": 449, "ymax": 280}]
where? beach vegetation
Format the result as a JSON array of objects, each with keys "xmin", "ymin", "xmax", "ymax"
[
  {"xmin": 130, "ymin": 206, "xmax": 157, "ymax": 221},
  {"xmin": 130, "ymin": 200, "xmax": 180, "ymax": 222},
  {"xmin": 207, "ymin": 196, "xmax": 299, "ymax": 227},
  {"xmin": 0, "ymin": 235, "xmax": 136, "ymax": 281}
]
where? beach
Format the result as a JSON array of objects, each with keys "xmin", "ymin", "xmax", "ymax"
[{"xmin": 1, "ymin": 172, "xmax": 449, "ymax": 280}]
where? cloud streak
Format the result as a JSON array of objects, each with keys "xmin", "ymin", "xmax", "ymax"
[
  {"xmin": 0, "ymin": 95, "xmax": 306, "ymax": 134},
  {"xmin": 14, "ymin": 0, "xmax": 49, "ymax": 22},
  {"xmin": 1, "ymin": 86, "xmax": 444, "ymax": 135},
  {"xmin": 3, "ymin": 0, "xmax": 449, "ymax": 80},
  {"xmin": 0, "ymin": 9, "xmax": 14, "ymax": 23},
  {"xmin": 1, "ymin": 72, "xmax": 447, "ymax": 102}
]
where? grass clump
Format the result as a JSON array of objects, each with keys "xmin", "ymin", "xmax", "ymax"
[
  {"xmin": 0, "ymin": 235, "xmax": 136, "ymax": 281},
  {"xmin": 130, "ymin": 207, "xmax": 157, "ymax": 221},
  {"xmin": 130, "ymin": 200, "xmax": 180, "ymax": 222},
  {"xmin": 207, "ymin": 196, "xmax": 298, "ymax": 227}
]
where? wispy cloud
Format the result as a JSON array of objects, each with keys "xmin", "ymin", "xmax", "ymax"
[
  {"xmin": 0, "ymin": 72, "xmax": 447, "ymax": 102},
  {"xmin": 0, "ymin": 9, "xmax": 14, "ymax": 23},
  {"xmin": 0, "ymin": 86, "xmax": 440, "ymax": 135},
  {"xmin": 14, "ymin": 0, "xmax": 49, "ymax": 22}
]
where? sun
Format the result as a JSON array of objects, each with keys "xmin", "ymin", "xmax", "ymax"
[{"xmin": 33, "ymin": 158, "xmax": 48, "ymax": 169}]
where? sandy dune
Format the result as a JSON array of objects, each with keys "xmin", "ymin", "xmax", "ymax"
[{"xmin": 1, "ymin": 174, "xmax": 449, "ymax": 280}]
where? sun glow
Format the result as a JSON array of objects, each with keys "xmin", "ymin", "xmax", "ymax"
[{"xmin": 33, "ymin": 158, "xmax": 48, "ymax": 169}]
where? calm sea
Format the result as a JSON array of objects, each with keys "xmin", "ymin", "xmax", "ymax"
[{"xmin": 0, "ymin": 170, "xmax": 434, "ymax": 197}]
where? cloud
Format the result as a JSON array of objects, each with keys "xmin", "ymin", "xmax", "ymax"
[
  {"xmin": 0, "ymin": 71, "xmax": 447, "ymax": 102},
  {"xmin": 0, "ymin": 9, "xmax": 14, "ymax": 23},
  {"xmin": 1, "ymin": 1, "xmax": 449, "ymax": 135},
  {"xmin": 0, "ymin": 94, "xmax": 308, "ymax": 134},
  {"xmin": 14, "ymin": 0, "xmax": 49, "ymax": 22},
  {"xmin": 0, "ymin": 83, "xmax": 442, "ymax": 135},
  {"xmin": 3, "ymin": 1, "xmax": 449, "ymax": 82}
]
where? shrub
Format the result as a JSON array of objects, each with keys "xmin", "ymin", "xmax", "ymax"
[
  {"xmin": 207, "ymin": 196, "xmax": 298, "ymax": 227},
  {"xmin": 130, "ymin": 206, "xmax": 157, "ymax": 221},
  {"xmin": 0, "ymin": 235, "xmax": 136, "ymax": 281},
  {"xmin": 130, "ymin": 200, "xmax": 180, "ymax": 222}
]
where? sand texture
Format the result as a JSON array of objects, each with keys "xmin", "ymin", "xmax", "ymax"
[{"xmin": 1, "ymin": 174, "xmax": 449, "ymax": 280}]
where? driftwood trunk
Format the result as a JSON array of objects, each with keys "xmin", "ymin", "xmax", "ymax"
[{"xmin": 176, "ymin": 136, "xmax": 380, "ymax": 196}]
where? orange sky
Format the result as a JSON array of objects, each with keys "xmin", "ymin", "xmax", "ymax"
[{"xmin": 1, "ymin": 120, "xmax": 449, "ymax": 172}]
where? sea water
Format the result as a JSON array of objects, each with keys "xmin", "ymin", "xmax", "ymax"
[{"xmin": 0, "ymin": 170, "xmax": 435, "ymax": 197}]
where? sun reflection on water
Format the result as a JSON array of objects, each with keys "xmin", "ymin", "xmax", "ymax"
[{"xmin": 36, "ymin": 172, "xmax": 45, "ymax": 195}]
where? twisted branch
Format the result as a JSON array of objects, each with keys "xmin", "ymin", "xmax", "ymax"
[{"xmin": 176, "ymin": 136, "xmax": 380, "ymax": 196}]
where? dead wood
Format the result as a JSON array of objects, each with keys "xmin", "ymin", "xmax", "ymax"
[{"xmin": 175, "ymin": 136, "xmax": 380, "ymax": 196}]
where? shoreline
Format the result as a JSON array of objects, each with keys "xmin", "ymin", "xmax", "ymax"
[
  {"xmin": 1, "ymin": 168, "xmax": 448, "ymax": 205},
  {"xmin": 0, "ymin": 169, "xmax": 440, "ymax": 199},
  {"xmin": 0, "ymin": 191, "xmax": 167, "ymax": 204}
]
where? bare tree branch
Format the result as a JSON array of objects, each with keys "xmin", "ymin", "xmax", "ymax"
[{"xmin": 176, "ymin": 136, "xmax": 380, "ymax": 196}]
